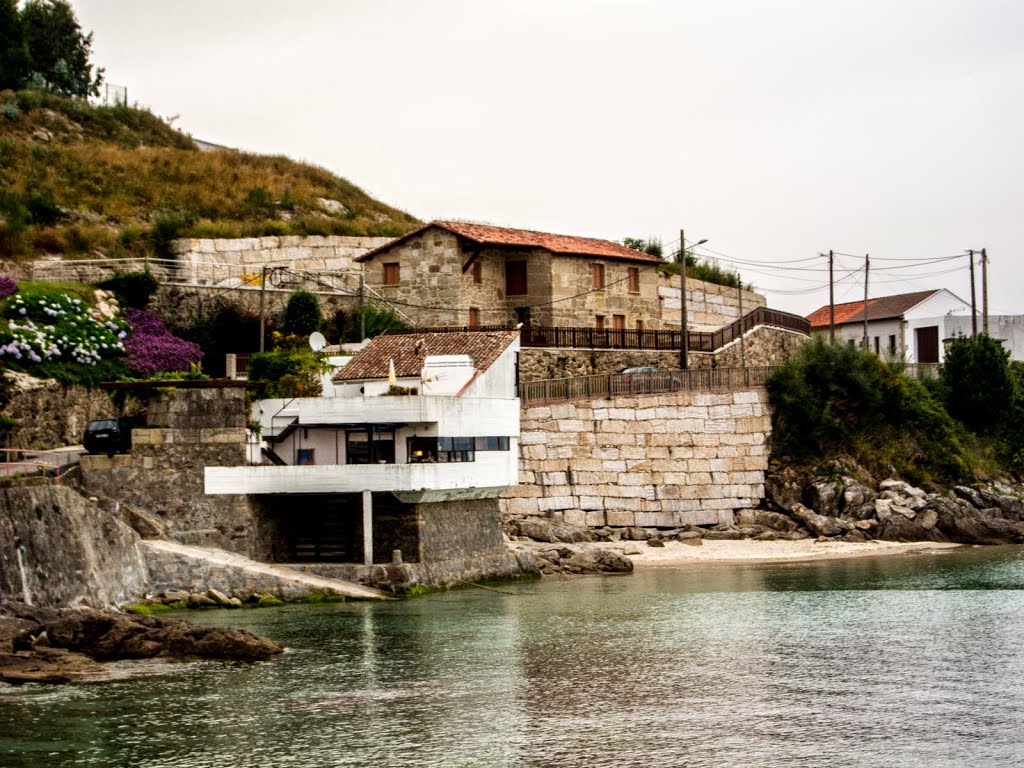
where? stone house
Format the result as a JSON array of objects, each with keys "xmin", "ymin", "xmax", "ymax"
[{"xmin": 357, "ymin": 221, "xmax": 673, "ymax": 330}]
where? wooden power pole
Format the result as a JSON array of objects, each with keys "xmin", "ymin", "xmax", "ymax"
[
  {"xmin": 981, "ymin": 248, "xmax": 989, "ymax": 335},
  {"xmin": 828, "ymin": 250, "xmax": 835, "ymax": 344},
  {"xmin": 969, "ymin": 250, "xmax": 977, "ymax": 338},
  {"xmin": 862, "ymin": 254, "xmax": 870, "ymax": 349}
]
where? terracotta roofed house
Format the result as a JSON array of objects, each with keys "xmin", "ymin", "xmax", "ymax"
[
  {"xmin": 356, "ymin": 220, "xmax": 666, "ymax": 330},
  {"xmin": 806, "ymin": 289, "xmax": 971, "ymax": 363}
]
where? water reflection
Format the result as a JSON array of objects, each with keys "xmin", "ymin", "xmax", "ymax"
[{"xmin": 2, "ymin": 548, "xmax": 1023, "ymax": 767}]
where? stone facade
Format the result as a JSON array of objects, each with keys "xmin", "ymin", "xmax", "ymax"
[
  {"xmin": 79, "ymin": 387, "xmax": 255, "ymax": 554},
  {"xmin": 361, "ymin": 225, "xmax": 767, "ymax": 331},
  {"xmin": 501, "ymin": 389, "xmax": 771, "ymax": 528}
]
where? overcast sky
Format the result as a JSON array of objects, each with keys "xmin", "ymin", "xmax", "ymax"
[{"xmin": 73, "ymin": 0, "xmax": 1024, "ymax": 316}]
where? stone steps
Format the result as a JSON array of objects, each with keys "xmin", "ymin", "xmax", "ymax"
[{"xmin": 142, "ymin": 540, "xmax": 394, "ymax": 601}]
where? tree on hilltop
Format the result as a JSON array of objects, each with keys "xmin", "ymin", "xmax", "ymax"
[{"xmin": 11, "ymin": 0, "xmax": 103, "ymax": 97}]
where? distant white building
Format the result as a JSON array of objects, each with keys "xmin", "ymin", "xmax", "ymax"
[
  {"xmin": 807, "ymin": 289, "xmax": 1024, "ymax": 364},
  {"xmin": 205, "ymin": 331, "xmax": 522, "ymax": 568}
]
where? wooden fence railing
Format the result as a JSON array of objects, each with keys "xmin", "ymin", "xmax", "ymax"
[
  {"xmin": 386, "ymin": 307, "xmax": 810, "ymax": 352},
  {"xmin": 519, "ymin": 366, "xmax": 777, "ymax": 405}
]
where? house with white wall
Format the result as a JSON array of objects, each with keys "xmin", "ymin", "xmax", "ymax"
[
  {"xmin": 806, "ymin": 289, "xmax": 995, "ymax": 363},
  {"xmin": 205, "ymin": 330, "xmax": 521, "ymax": 570}
]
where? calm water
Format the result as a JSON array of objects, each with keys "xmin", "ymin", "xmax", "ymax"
[{"xmin": 3, "ymin": 547, "xmax": 1024, "ymax": 767}]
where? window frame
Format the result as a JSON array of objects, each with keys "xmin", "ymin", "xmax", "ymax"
[
  {"xmin": 627, "ymin": 267, "xmax": 640, "ymax": 293},
  {"xmin": 506, "ymin": 260, "xmax": 528, "ymax": 296},
  {"xmin": 383, "ymin": 262, "xmax": 400, "ymax": 286},
  {"xmin": 592, "ymin": 262, "xmax": 605, "ymax": 290}
]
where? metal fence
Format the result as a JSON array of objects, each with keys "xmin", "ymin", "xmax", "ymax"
[
  {"xmin": 0, "ymin": 449, "xmax": 83, "ymax": 486},
  {"xmin": 389, "ymin": 306, "xmax": 810, "ymax": 353},
  {"xmin": 520, "ymin": 366, "xmax": 776, "ymax": 405}
]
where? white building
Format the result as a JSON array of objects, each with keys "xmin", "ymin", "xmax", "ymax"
[
  {"xmin": 807, "ymin": 289, "xmax": 1024, "ymax": 364},
  {"xmin": 205, "ymin": 330, "xmax": 522, "ymax": 568}
]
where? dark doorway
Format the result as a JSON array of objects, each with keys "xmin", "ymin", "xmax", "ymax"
[{"xmin": 915, "ymin": 326, "xmax": 939, "ymax": 363}]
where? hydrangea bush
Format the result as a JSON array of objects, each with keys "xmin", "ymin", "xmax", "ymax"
[
  {"xmin": 0, "ymin": 291, "xmax": 128, "ymax": 365},
  {"xmin": 123, "ymin": 308, "xmax": 202, "ymax": 377}
]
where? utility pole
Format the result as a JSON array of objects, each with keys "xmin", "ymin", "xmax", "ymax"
[
  {"xmin": 679, "ymin": 228, "xmax": 688, "ymax": 370},
  {"xmin": 862, "ymin": 254, "xmax": 870, "ymax": 350},
  {"xmin": 981, "ymin": 248, "xmax": 989, "ymax": 335},
  {"xmin": 828, "ymin": 250, "xmax": 835, "ymax": 344},
  {"xmin": 738, "ymin": 278, "xmax": 747, "ymax": 381},
  {"xmin": 968, "ymin": 250, "xmax": 977, "ymax": 338},
  {"xmin": 359, "ymin": 273, "xmax": 366, "ymax": 341},
  {"xmin": 258, "ymin": 266, "xmax": 268, "ymax": 353}
]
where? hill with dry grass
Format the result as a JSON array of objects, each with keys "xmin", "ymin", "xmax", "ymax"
[{"xmin": 0, "ymin": 89, "xmax": 420, "ymax": 260}]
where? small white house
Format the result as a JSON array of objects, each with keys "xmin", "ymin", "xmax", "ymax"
[
  {"xmin": 204, "ymin": 330, "xmax": 522, "ymax": 568},
  {"xmin": 805, "ymin": 289, "xmax": 1022, "ymax": 364}
]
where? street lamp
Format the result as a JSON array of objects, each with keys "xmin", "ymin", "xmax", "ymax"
[{"xmin": 678, "ymin": 230, "xmax": 708, "ymax": 370}]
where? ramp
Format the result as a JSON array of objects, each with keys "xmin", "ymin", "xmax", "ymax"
[{"xmin": 142, "ymin": 540, "xmax": 394, "ymax": 601}]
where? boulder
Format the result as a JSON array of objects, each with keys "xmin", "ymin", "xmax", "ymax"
[
  {"xmin": 646, "ymin": 538, "xmax": 665, "ymax": 548},
  {"xmin": 562, "ymin": 547, "xmax": 634, "ymax": 573},
  {"xmin": 735, "ymin": 509, "xmax": 799, "ymax": 533},
  {"xmin": 511, "ymin": 516, "xmax": 596, "ymax": 544},
  {"xmin": 788, "ymin": 503, "xmax": 852, "ymax": 538},
  {"xmin": 840, "ymin": 478, "xmax": 876, "ymax": 513},
  {"xmin": 953, "ymin": 486, "xmax": 986, "ymax": 509},
  {"xmin": 805, "ymin": 479, "xmax": 841, "ymax": 518},
  {"xmin": 978, "ymin": 489, "xmax": 1024, "ymax": 520}
]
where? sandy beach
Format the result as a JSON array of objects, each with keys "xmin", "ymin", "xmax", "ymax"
[{"xmin": 608, "ymin": 538, "xmax": 965, "ymax": 567}]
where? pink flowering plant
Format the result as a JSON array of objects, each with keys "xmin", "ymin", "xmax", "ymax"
[
  {"xmin": 122, "ymin": 309, "xmax": 202, "ymax": 377},
  {"xmin": 0, "ymin": 291, "xmax": 129, "ymax": 365}
]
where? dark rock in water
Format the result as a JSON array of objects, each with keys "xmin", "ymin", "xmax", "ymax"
[
  {"xmin": 0, "ymin": 602, "xmax": 283, "ymax": 684},
  {"xmin": 562, "ymin": 547, "xmax": 634, "ymax": 573}
]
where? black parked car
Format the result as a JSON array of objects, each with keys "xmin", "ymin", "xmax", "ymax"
[{"xmin": 82, "ymin": 417, "xmax": 133, "ymax": 455}]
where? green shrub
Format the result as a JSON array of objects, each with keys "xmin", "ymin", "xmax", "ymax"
[
  {"xmin": 98, "ymin": 270, "xmax": 158, "ymax": 309},
  {"xmin": 149, "ymin": 210, "xmax": 195, "ymax": 257},
  {"xmin": 332, "ymin": 303, "xmax": 409, "ymax": 343},
  {"xmin": 281, "ymin": 290, "xmax": 321, "ymax": 337},
  {"xmin": 247, "ymin": 346, "xmax": 328, "ymax": 398},
  {"xmin": 941, "ymin": 334, "xmax": 1013, "ymax": 436},
  {"xmin": 767, "ymin": 338, "xmax": 972, "ymax": 484}
]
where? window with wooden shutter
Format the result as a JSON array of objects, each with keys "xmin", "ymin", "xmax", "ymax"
[
  {"xmin": 468, "ymin": 307, "xmax": 480, "ymax": 327},
  {"xmin": 383, "ymin": 263, "xmax": 400, "ymax": 286},
  {"xmin": 627, "ymin": 267, "xmax": 640, "ymax": 293},
  {"xmin": 592, "ymin": 263, "xmax": 605, "ymax": 289},
  {"xmin": 472, "ymin": 261, "xmax": 482, "ymax": 284},
  {"xmin": 506, "ymin": 261, "xmax": 527, "ymax": 296}
]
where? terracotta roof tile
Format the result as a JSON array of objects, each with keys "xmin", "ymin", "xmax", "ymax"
[
  {"xmin": 807, "ymin": 290, "xmax": 941, "ymax": 328},
  {"xmin": 334, "ymin": 330, "xmax": 519, "ymax": 382},
  {"xmin": 357, "ymin": 221, "xmax": 663, "ymax": 264}
]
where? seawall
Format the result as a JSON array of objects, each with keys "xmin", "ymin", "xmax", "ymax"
[{"xmin": 501, "ymin": 388, "xmax": 771, "ymax": 528}]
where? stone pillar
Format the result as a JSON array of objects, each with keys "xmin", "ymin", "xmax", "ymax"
[
  {"xmin": 362, "ymin": 490, "xmax": 373, "ymax": 566},
  {"xmin": 225, "ymin": 353, "xmax": 238, "ymax": 380}
]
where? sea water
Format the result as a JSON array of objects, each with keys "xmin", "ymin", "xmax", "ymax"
[{"xmin": 2, "ymin": 546, "xmax": 1023, "ymax": 767}]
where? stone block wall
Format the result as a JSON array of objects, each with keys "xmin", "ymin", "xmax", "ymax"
[
  {"xmin": 146, "ymin": 387, "xmax": 247, "ymax": 430},
  {"xmin": 500, "ymin": 389, "xmax": 771, "ymax": 528},
  {"xmin": 659, "ymin": 275, "xmax": 766, "ymax": 330},
  {"xmin": 170, "ymin": 235, "xmax": 393, "ymax": 282}
]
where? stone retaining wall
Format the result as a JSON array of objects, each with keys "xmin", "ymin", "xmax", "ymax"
[
  {"xmin": 501, "ymin": 389, "xmax": 771, "ymax": 528},
  {"xmin": 170, "ymin": 235, "xmax": 393, "ymax": 281}
]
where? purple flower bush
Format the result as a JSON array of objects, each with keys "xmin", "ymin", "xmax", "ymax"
[
  {"xmin": 0, "ymin": 275, "xmax": 18, "ymax": 299},
  {"xmin": 123, "ymin": 308, "xmax": 202, "ymax": 377}
]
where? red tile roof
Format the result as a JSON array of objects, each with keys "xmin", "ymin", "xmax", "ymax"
[
  {"xmin": 334, "ymin": 330, "xmax": 519, "ymax": 382},
  {"xmin": 807, "ymin": 290, "xmax": 940, "ymax": 328},
  {"xmin": 356, "ymin": 221, "xmax": 664, "ymax": 264}
]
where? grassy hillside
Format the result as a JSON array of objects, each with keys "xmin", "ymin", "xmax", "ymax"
[{"xmin": 0, "ymin": 89, "xmax": 420, "ymax": 259}]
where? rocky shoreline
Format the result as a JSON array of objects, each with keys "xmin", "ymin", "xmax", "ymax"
[
  {"xmin": 504, "ymin": 470, "xmax": 1024, "ymax": 573},
  {"xmin": 0, "ymin": 601, "xmax": 283, "ymax": 685}
]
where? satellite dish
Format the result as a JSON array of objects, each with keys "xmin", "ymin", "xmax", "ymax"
[{"xmin": 309, "ymin": 331, "xmax": 327, "ymax": 351}]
